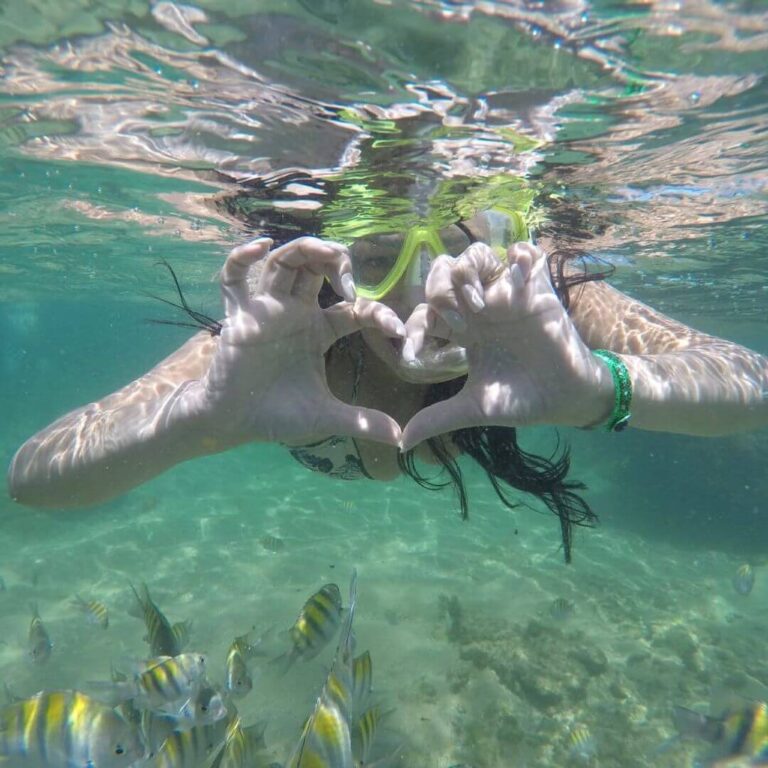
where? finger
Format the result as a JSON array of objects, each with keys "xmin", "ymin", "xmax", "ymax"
[
  {"xmin": 400, "ymin": 390, "xmax": 482, "ymax": 451},
  {"xmin": 425, "ymin": 243, "xmax": 503, "ymax": 331},
  {"xmin": 402, "ymin": 303, "xmax": 451, "ymax": 361},
  {"xmin": 220, "ymin": 238, "xmax": 272, "ymax": 317},
  {"xmin": 424, "ymin": 255, "xmax": 468, "ymax": 334},
  {"xmin": 322, "ymin": 299, "xmax": 406, "ymax": 347},
  {"xmin": 316, "ymin": 400, "xmax": 402, "ymax": 447},
  {"xmin": 507, "ymin": 241, "xmax": 534, "ymax": 283},
  {"xmin": 509, "ymin": 262, "xmax": 525, "ymax": 295},
  {"xmin": 260, "ymin": 237, "xmax": 354, "ymax": 300},
  {"xmin": 290, "ymin": 245, "xmax": 353, "ymax": 302},
  {"xmin": 454, "ymin": 244, "xmax": 490, "ymax": 314}
]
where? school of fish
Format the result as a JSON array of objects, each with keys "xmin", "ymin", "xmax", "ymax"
[{"xmin": 0, "ymin": 574, "xmax": 398, "ymax": 768}]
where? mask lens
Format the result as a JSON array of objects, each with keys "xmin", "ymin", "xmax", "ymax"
[
  {"xmin": 438, "ymin": 224, "xmax": 473, "ymax": 256},
  {"xmin": 349, "ymin": 233, "xmax": 404, "ymax": 291},
  {"xmin": 349, "ymin": 223, "xmax": 474, "ymax": 300}
]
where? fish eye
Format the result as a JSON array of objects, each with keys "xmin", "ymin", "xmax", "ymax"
[
  {"xmin": 200, "ymin": 704, "xmax": 208, "ymax": 712},
  {"xmin": 115, "ymin": 745, "xmax": 124, "ymax": 755},
  {"xmin": 198, "ymin": 656, "xmax": 205, "ymax": 665}
]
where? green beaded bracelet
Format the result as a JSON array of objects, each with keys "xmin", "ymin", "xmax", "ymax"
[{"xmin": 592, "ymin": 350, "xmax": 632, "ymax": 432}]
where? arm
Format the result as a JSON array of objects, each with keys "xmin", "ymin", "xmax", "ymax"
[
  {"xmin": 7, "ymin": 332, "xmax": 222, "ymax": 508},
  {"xmin": 567, "ymin": 278, "xmax": 768, "ymax": 435},
  {"xmin": 8, "ymin": 237, "xmax": 404, "ymax": 509},
  {"xmin": 400, "ymin": 242, "xmax": 768, "ymax": 450}
]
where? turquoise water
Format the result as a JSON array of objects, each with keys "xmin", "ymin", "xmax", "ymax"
[{"xmin": 1, "ymin": 1, "xmax": 768, "ymax": 766}]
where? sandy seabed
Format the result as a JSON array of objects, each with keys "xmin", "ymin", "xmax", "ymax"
[{"xmin": 0, "ymin": 454, "xmax": 763, "ymax": 768}]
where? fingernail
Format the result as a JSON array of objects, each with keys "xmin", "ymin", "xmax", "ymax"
[
  {"xmin": 442, "ymin": 309, "xmax": 467, "ymax": 333},
  {"xmin": 393, "ymin": 321, "xmax": 406, "ymax": 339},
  {"xmin": 462, "ymin": 284, "xmax": 485, "ymax": 312},
  {"xmin": 402, "ymin": 338, "xmax": 415, "ymax": 363},
  {"xmin": 341, "ymin": 273, "xmax": 356, "ymax": 302}
]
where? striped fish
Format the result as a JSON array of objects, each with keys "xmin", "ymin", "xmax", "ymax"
[
  {"xmin": 733, "ymin": 564, "xmax": 755, "ymax": 596},
  {"xmin": 145, "ymin": 717, "xmax": 230, "ymax": 768},
  {"xmin": 211, "ymin": 716, "xmax": 267, "ymax": 768},
  {"xmin": 282, "ymin": 583, "xmax": 343, "ymax": 669},
  {"xmin": 0, "ymin": 689, "xmax": 144, "ymax": 768},
  {"xmin": 352, "ymin": 705, "xmax": 385, "ymax": 766},
  {"xmin": 351, "ymin": 652, "xmax": 372, "ymax": 713},
  {"xmin": 287, "ymin": 571, "xmax": 357, "ymax": 768},
  {"xmin": 133, "ymin": 654, "xmax": 208, "ymax": 711},
  {"xmin": 224, "ymin": 639, "xmax": 252, "ymax": 699},
  {"xmin": 71, "ymin": 595, "xmax": 109, "ymax": 629},
  {"xmin": 568, "ymin": 725, "xmax": 596, "ymax": 761},
  {"xmin": 172, "ymin": 621, "xmax": 192, "ymax": 651},
  {"xmin": 28, "ymin": 603, "xmax": 52, "ymax": 664},
  {"xmin": 140, "ymin": 709, "xmax": 177, "ymax": 756},
  {"xmin": 173, "ymin": 685, "xmax": 228, "ymax": 730},
  {"xmin": 130, "ymin": 583, "xmax": 185, "ymax": 657},
  {"xmin": 674, "ymin": 701, "xmax": 768, "ymax": 765}
]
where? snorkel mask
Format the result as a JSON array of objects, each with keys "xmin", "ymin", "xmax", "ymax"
[{"xmin": 323, "ymin": 175, "xmax": 536, "ymax": 302}]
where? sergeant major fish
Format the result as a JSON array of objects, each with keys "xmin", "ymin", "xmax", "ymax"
[
  {"xmin": 96, "ymin": 653, "xmax": 208, "ymax": 712},
  {"xmin": 130, "ymin": 583, "xmax": 190, "ymax": 657},
  {"xmin": 0, "ymin": 689, "xmax": 144, "ymax": 768},
  {"xmin": 173, "ymin": 685, "xmax": 228, "ymax": 730},
  {"xmin": 211, "ymin": 716, "xmax": 267, "ymax": 768},
  {"xmin": 145, "ymin": 717, "xmax": 230, "ymax": 768},
  {"xmin": 287, "ymin": 571, "xmax": 357, "ymax": 768},
  {"xmin": 72, "ymin": 595, "xmax": 109, "ymax": 629},
  {"xmin": 672, "ymin": 701, "xmax": 768, "ymax": 766},
  {"xmin": 224, "ymin": 639, "xmax": 252, "ymax": 699},
  {"xmin": 352, "ymin": 705, "xmax": 387, "ymax": 767},
  {"xmin": 278, "ymin": 583, "xmax": 343, "ymax": 671},
  {"xmin": 351, "ymin": 651, "xmax": 373, "ymax": 712},
  {"xmin": 568, "ymin": 725, "xmax": 596, "ymax": 762},
  {"xmin": 28, "ymin": 603, "xmax": 52, "ymax": 664},
  {"xmin": 733, "ymin": 564, "xmax": 755, "ymax": 597}
]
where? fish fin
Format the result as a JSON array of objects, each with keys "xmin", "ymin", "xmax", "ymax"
[
  {"xmin": 270, "ymin": 650, "xmax": 296, "ymax": 677},
  {"xmin": 672, "ymin": 706, "xmax": 722, "ymax": 742},
  {"xmin": 338, "ymin": 569, "xmax": 357, "ymax": 664},
  {"xmin": 242, "ymin": 720, "xmax": 268, "ymax": 746},
  {"xmin": 172, "ymin": 620, "xmax": 192, "ymax": 649},
  {"xmin": 2, "ymin": 683, "xmax": 21, "ymax": 704},
  {"xmin": 84, "ymin": 680, "xmax": 134, "ymax": 707},
  {"xmin": 239, "ymin": 626, "xmax": 274, "ymax": 658},
  {"xmin": 364, "ymin": 743, "xmax": 404, "ymax": 768},
  {"xmin": 127, "ymin": 582, "xmax": 146, "ymax": 619}
]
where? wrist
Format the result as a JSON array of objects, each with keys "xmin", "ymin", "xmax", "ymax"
[
  {"xmin": 578, "ymin": 354, "xmax": 620, "ymax": 429},
  {"xmin": 586, "ymin": 350, "xmax": 633, "ymax": 431}
]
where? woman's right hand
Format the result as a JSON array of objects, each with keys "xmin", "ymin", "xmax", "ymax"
[{"xmin": 174, "ymin": 237, "xmax": 404, "ymax": 448}]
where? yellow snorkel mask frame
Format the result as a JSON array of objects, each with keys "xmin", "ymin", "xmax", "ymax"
[
  {"xmin": 320, "ymin": 171, "xmax": 538, "ymax": 301},
  {"xmin": 350, "ymin": 208, "xmax": 531, "ymax": 301}
]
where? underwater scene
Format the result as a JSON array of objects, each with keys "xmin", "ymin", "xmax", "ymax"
[{"xmin": 1, "ymin": 1, "xmax": 768, "ymax": 766}]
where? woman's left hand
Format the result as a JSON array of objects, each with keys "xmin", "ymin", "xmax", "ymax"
[{"xmin": 400, "ymin": 242, "xmax": 614, "ymax": 450}]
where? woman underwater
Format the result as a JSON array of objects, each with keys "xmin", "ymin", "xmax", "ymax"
[{"xmin": 7, "ymin": 124, "xmax": 768, "ymax": 563}]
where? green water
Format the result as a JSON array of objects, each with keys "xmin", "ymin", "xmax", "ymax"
[{"xmin": 1, "ymin": 1, "xmax": 768, "ymax": 766}]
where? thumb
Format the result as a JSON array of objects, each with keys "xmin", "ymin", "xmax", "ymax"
[
  {"xmin": 400, "ymin": 391, "xmax": 481, "ymax": 451},
  {"xmin": 316, "ymin": 399, "xmax": 402, "ymax": 447}
]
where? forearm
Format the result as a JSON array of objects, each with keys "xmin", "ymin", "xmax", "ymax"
[
  {"xmin": 567, "ymin": 276, "xmax": 768, "ymax": 435},
  {"xmin": 7, "ymin": 380, "xmax": 218, "ymax": 508},
  {"xmin": 7, "ymin": 331, "xmax": 223, "ymax": 508},
  {"xmin": 616, "ymin": 345, "xmax": 768, "ymax": 436}
]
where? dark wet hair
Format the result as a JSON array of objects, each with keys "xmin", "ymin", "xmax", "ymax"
[{"xmin": 316, "ymin": 240, "xmax": 612, "ymax": 564}]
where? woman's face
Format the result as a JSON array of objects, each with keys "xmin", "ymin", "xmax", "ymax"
[{"xmin": 351, "ymin": 218, "xmax": 489, "ymax": 384}]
